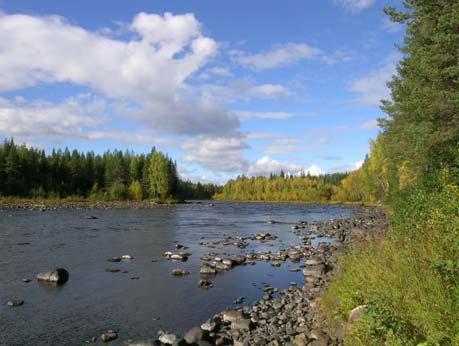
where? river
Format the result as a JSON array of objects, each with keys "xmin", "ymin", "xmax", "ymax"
[{"xmin": 0, "ymin": 202, "xmax": 351, "ymax": 345}]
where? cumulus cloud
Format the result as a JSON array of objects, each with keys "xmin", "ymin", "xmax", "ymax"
[
  {"xmin": 333, "ymin": 0, "xmax": 375, "ymax": 12},
  {"xmin": 247, "ymin": 156, "xmax": 302, "ymax": 176},
  {"xmin": 233, "ymin": 43, "xmax": 322, "ymax": 70},
  {"xmin": 181, "ymin": 136, "xmax": 249, "ymax": 173},
  {"xmin": 0, "ymin": 95, "xmax": 103, "ymax": 140},
  {"xmin": 247, "ymin": 156, "xmax": 324, "ymax": 176},
  {"xmin": 0, "ymin": 12, "xmax": 242, "ymax": 136},
  {"xmin": 348, "ymin": 55, "xmax": 399, "ymax": 105}
]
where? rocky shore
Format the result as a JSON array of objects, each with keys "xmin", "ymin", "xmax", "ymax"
[
  {"xmin": 116, "ymin": 207, "xmax": 388, "ymax": 346},
  {"xmin": 0, "ymin": 199, "xmax": 193, "ymax": 212}
]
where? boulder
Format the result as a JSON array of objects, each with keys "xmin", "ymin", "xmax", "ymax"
[
  {"xmin": 231, "ymin": 318, "xmax": 251, "ymax": 331},
  {"xmin": 201, "ymin": 319, "xmax": 218, "ymax": 332},
  {"xmin": 158, "ymin": 333, "xmax": 180, "ymax": 345},
  {"xmin": 222, "ymin": 310, "xmax": 243, "ymax": 322},
  {"xmin": 37, "ymin": 268, "xmax": 69, "ymax": 284},
  {"xmin": 7, "ymin": 300, "xmax": 24, "ymax": 307},
  {"xmin": 100, "ymin": 330, "xmax": 118, "ymax": 342},
  {"xmin": 171, "ymin": 269, "xmax": 190, "ymax": 276},
  {"xmin": 200, "ymin": 265, "xmax": 216, "ymax": 275},
  {"xmin": 184, "ymin": 326, "xmax": 206, "ymax": 344}
]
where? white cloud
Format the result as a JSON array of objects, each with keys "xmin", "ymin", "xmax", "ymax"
[
  {"xmin": 248, "ymin": 155, "xmax": 302, "ymax": 176},
  {"xmin": 0, "ymin": 12, "xmax": 242, "ymax": 136},
  {"xmin": 247, "ymin": 84, "xmax": 291, "ymax": 98},
  {"xmin": 360, "ymin": 119, "xmax": 379, "ymax": 129},
  {"xmin": 329, "ymin": 160, "xmax": 364, "ymax": 173},
  {"xmin": 304, "ymin": 164, "xmax": 325, "ymax": 176},
  {"xmin": 198, "ymin": 66, "xmax": 233, "ymax": 79},
  {"xmin": 233, "ymin": 43, "xmax": 322, "ymax": 70},
  {"xmin": 381, "ymin": 17, "xmax": 402, "ymax": 33},
  {"xmin": 181, "ymin": 136, "xmax": 249, "ymax": 173},
  {"xmin": 247, "ymin": 156, "xmax": 325, "ymax": 176},
  {"xmin": 236, "ymin": 111, "xmax": 296, "ymax": 120},
  {"xmin": 333, "ymin": 0, "xmax": 375, "ymax": 12},
  {"xmin": 348, "ymin": 55, "xmax": 399, "ymax": 105},
  {"xmin": 0, "ymin": 95, "xmax": 103, "ymax": 140}
]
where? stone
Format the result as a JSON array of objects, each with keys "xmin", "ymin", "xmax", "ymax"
[
  {"xmin": 198, "ymin": 279, "xmax": 213, "ymax": 289},
  {"xmin": 201, "ymin": 319, "xmax": 217, "ymax": 332},
  {"xmin": 223, "ymin": 310, "xmax": 243, "ymax": 322},
  {"xmin": 171, "ymin": 254, "xmax": 188, "ymax": 262},
  {"xmin": 122, "ymin": 255, "xmax": 134, "ymax": 260},
  {"xmin": 105, "ymin": 268, "xmax": 120, "ymax": 273},
  {"xmin": 171, "ymin": 269, "xmax": 190, "ymax": 276},
  {"xmin": 107, "ymin": 257, "xmax": 122, "ymax": 262},
  {"xmin": 37, "ymin": 268, "xmax": 69, "ymax": 284},
  {"xmin": 158, "ymin": 333, "xmax": 180, "ymax": 345},
  {"xmin": 7, "ymin": 300, "xmax": 24, "ymax": 307},
  {"xmin": 293, "ymin": 333, "xmax": 307, "ymax": 346},
  {"xmin": 22, "ymin": 278, "xmax": 31, "ymax": 283},
  {"xmin": 347, "ymin": 305, "xmax": 367, "ymax": 332},
  {"xmin": 200, "ymin": 265, "xmax": 216, "ymax": 275},
  {"xmin": 231, "ymin": 318, "xmax": 251, "ymax": 331},
  {"xmin": 100, "ymin": 330, "xmax": 118, "ymax": 342},
  {"xmin": 184, "ymin": 326, "xmax": 206, "ymax": 344}
]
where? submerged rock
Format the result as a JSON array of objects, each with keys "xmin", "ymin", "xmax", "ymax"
[
  {"xmin": 171, "ymin": 269, "xmax": 190, "ymax": 276},
  {"xmin": 100, "ymin": 330, "xmax": 118, "ymax": 342},
  {"xmin": 36, "ymin": 268, "xmax": 69, "ymax": 284},
  {"xmin": 7, "ymin": 299, "xmax": 24, "ymax": 307},
  {"xmin": 198, "ymin": 280, "xmax": 213, "ymax": 289}
]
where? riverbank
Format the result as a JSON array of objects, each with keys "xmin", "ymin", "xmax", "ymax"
[
  {"xmin": 0, "ymin": 198, "xmax": 188, "ymax": 211},
  {"xmin": 117, "ymin": 206, "xmax": 388, "ymax": 346}
]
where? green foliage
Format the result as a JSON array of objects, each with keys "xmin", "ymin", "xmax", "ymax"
[
  {"xmin": 321, "ymin": 1, "xmax": 459, "ymax": 344},
  {"xmin": 216, "ymin": 173, "xmax": 347, "ymax": 203},
  {"xmin": 128, "ymin": 180, "xmax": 143, "ymax": 200},
  {"xmin": 0, "ymin": 139, "xmax": 216, "ymax": 201}
]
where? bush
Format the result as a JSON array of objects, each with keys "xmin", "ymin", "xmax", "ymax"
[
  {"xmin": 128, "ymin": 180, "xmax": 143, "ymax": 200},
  {"xmin": 322, "ymin": 183, "xmax": 459, "ymax": 345}
]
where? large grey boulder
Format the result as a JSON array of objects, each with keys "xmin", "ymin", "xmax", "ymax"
[
  {"xmin": 37, "ymin": 268, "xmax": 69, "ymax": 284},
  {"xmin": 184, "ymin": 326, "xmax": 207, "ymax": 344}
]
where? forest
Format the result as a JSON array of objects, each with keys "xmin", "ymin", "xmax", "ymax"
[
  {"xmin": 0, "ymin": 139, "xmax": 220, "ymax": 201},
  {"xmin": 215, "ymin": 172, "xmax": 348, "ymax": 203}
]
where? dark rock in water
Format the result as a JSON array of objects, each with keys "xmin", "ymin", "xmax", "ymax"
[
  {"xmin": 198, "ymin": 279, "xmax": 213, "ymax": 289},
  {"xmin": 85, "ymin": 216, "xmax": 98, "ymax": 220},
  {"xmin": 200, "ymin": 264, "xmax": 216, "ymax": 275},
  {"xmin": 105, "ymin": 268, "xmax": 120, "ymax": 273},
  {"xmin": 171, "ymin": 269, "xmax": 190, "ymax": 276},
  {"xmin": 184, "ymin": 326, "xmax": 207, "ymax": 344},
  {"xmin": 107, "ymin": 257, "xmax": 122, "ymax": 262},
  {"xmin": 100, "ymin": 330, "xmax": 118, "ymax": 342},
  {"xmin": 131, "ymin": 276, "xmax": 140, "ymax": 280},
  {"xmin": 36, "ymin": 268, "xmax": 69, "ymax": 284},
  {"xmin": 7, "ymin": 299, "xmax": 24, "ymax": 307},
  {"xmin": 234, "ymin": 296, "xmax": 245, "ymax": 304},
  {"xmin": 16, "ymin": 242, "xmax": 31, "ymax": 246},
  {"xmin": 22, "ymin": 278, "xmax": 31, "ymax": 283},
  {"xmin": 122, "ymin": 255, "xmax": 134, "ymax": 260}
]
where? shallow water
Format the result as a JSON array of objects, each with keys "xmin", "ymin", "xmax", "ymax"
[{"xmin": 0, "ymin": 201, "xmax": 350, "ymax": 346}]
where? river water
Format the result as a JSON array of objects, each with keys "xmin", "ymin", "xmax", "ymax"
[{"xmin": 0, "ymin": 202, "xmax": 351, "ymax": 345}]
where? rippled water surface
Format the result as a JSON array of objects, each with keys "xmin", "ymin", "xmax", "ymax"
[{"xmin": 0, "ymin": 202, "xmax": 351, "ymax": 345}]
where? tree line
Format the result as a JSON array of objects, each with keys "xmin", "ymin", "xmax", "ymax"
[
  {"xmin": 215, "ymin": 172, "xmax": 348, "ymax": 202},
  {"xmin": 0, "ymin": 138, "xmax": 220, "ymax": 201}
]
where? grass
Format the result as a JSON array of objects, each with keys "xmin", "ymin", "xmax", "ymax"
[{"xmin": 321, "ymin": 184, "xmax": 459, "ymax": 345}]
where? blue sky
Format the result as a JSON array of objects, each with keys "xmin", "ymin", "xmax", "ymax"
[{"xmin": 0, "ymin": 0, "xmax": 404, "ymax": 183}]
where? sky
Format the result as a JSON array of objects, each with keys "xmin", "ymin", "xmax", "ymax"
[{"xmin": 0, "ymin": 0, "xmax": 405, "ymax": 183}]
